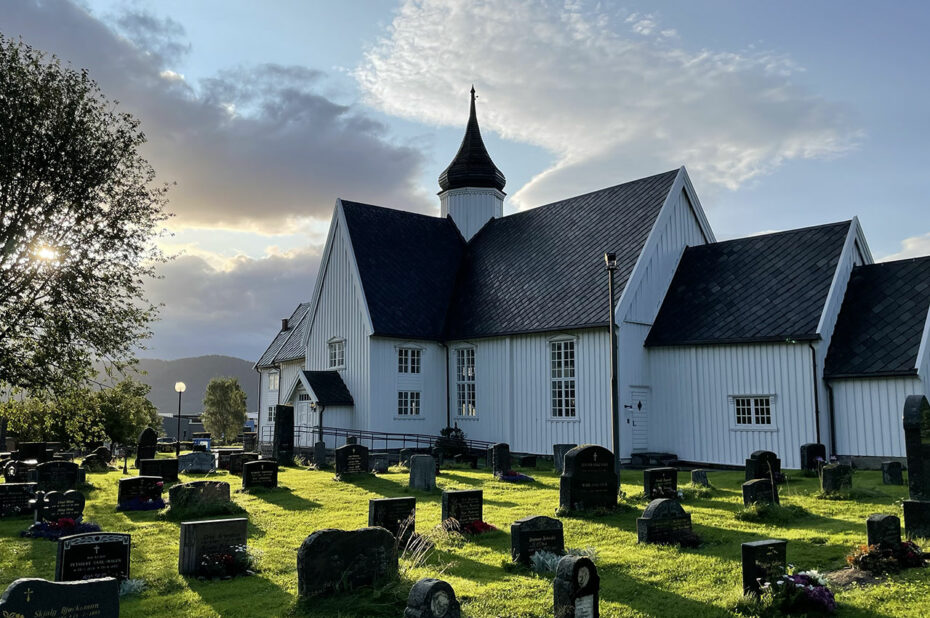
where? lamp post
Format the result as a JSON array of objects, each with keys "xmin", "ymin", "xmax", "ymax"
[
  {"xmin": 605, "ymin": 252, "xmax": 621, "ymax": 489},
  {"xmin": 174, "ymin": 381, "xmax": 186, "ymax": 456}
]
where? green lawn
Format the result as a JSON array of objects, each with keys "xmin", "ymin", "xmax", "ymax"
[{"xmin": 1, "ymin": 457, "xmax": 928, "ymax": 617}]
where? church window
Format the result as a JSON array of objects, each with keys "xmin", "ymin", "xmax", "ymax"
[
  {"xmin": 732, "ymin": 395, "xmax": 774, "ymax": 427},
  {"xmin": 398, "ymin": 348, "xmax": 422, "ymax": 374},
  {"xmin": 550, "ymin": 340, "xmax": 576, "ymax": 417},
  {"xmin": 397, "ymin": 391, "xmax": 421, "ymax": 416},
  {"xmin": 268, "ymin": 371, "xmax": 279, "ymax": 391},
  {"xmin": 328, "ymin": 339, "xmax": 345, "ymax": 368},
  {"xmin": 455, "ymin": 347, "xmax": 476, "ymax": 416}
]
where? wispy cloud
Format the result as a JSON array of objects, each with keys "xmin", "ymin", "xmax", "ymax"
[{"xmin": 881, "ymin": 232, "xmax": 930, "ymax": 262}]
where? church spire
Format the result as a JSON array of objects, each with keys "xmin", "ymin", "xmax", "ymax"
[{"xmin": 438, "ymin": 86, "xmax": 506, "ymax": 192}]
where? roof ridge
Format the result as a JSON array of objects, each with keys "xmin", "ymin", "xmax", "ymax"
[
  {"xmin": 865, "ymin": 255, "xmax": 930, "ymax": 268},
  {"xmin": 341, "ymin": 199, "xmax": 448, "ymax": 223},
  {"xmin": 694, "ymin": 219, "xmax": 852, "ymax": 250}
]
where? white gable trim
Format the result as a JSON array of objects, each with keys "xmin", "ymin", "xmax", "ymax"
[
  {"xmin": 915, "ymin": 304, "xmax": 930, "ymax": 375},
  {"xmin": 281, "ymin": 373, "xmax": 304, "ymax": 405},
  {"xmin": 815, "ymin": 217, "xmax": 872, "ymax": 336}
]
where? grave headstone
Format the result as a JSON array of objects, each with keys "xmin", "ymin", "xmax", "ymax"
[
  {"xmin": 636, "ymin": 499, "xmax": 693, "ymax": 545},
  {"xmin": 820, "ymin": 463, "xmax": 853, "ymax": 493},
  {"xmin": 441, "ymin": 490, "xmax": 483, "ymax": 526},
  {"xmin": 169, "ymin": 481, "xmax": 231, "ymax": 512},
  {"xmin": 178, "ymin": 451, "xmax": 216, "ymax": 474},
  {"xmin": 91, "ymin": 446, "xmax": 111, "ymax": 462},
  {"xmin": 510, "ymin": 515, "xmax": 564, "ymax": 565},
  {"xmin": 370, "ymin": 453, "xmax": 390, "ymax": 473},
  {"xmin": 346, "ymin": 436, "xmax": 358, "ymax": 445},
  {"xmin": 3, "ymin": 459, "xmax": 35, "ymax": 483},
  {"xmin": 643, "ymin": 467, "xmax": 678, "ymax": 500},
  {"xmin": 866, "ymin": 514, "xmax": 901, "ymax": 550},
  {"xmin": 903, "ymin": 395, "xmax": 930, "ymax": 539},
  {"xmin": 742, "ymin": 478, "xmax": 779, "ymax": 506},
  {"xmin": 745, "ymin": 450, "xmax": 782, "ymax": 482},
  {"xmin": 488, "ymin": 443, "xmax": 511, "ymax": 476},
  {"xmin": 137, "ymin": 458, "xmax": 179, "ymax": 482},
  {"xmin": 35, "ymin": 461, "xmax": 80, "ymax": 492},
  {"xmin": 0, "ymin": 418, "xmax": 6, "ymax": 452},
  {"xmin": 554, "ymin": 555, "xmax": 599, "ymax": 618},
  {"xmin": 559, "ymin": 445, "xmax": 617, "ymax": 512},
  {"xmin": 368, "ymin": 497, "xmax": 416, "ymax": 544},
  {"xmin": 117, "ymin": 476, "xmax": 164, "ymax": 511},
  {"xmin": 799, "ymin": 443, "xmax": 826, "ymax": 473},
  {"xmin": 405, "ymin": 578, "xmax": 461, "ymax": 618},
  {"xmin": 409, "ymin": 455, "xmax": 436, "ymax": 491},
  {"xmin": 192, "ymin": 442, "xmax": 208, "ymax": 453},
  {"xmin": 0, "ymin": 577, "xmax": 119, "ymax": 618},
  {"xmin": 242, "ymin": 460, "xmax": 278, "ymax": 489},
  {"xmin": 742, "ymin": 539, "xmax": 787, "ymax": 596},
  {"xmin": 80, "ymin": 454, "xmax": 109, "ymax": 473},
  {"xmin": 18, "ymin": 442, "xmax": 50, "ymax": 463},
  {"xmin": 882, "ymin": 461, "xmax": 904, "ymax": 485},
  {"xmin": 178, "ymin": 517, "xmax": 248, "ymax": 576},
  {"xmin": 399, "ymin": 448, "xmax": 414, "ymax": 467},
  {"xmin": 56, "ymin": 532, "xmax": 131, "ymax": 582},
  {"xmin": 242, "ymin": 432, "xmax": 258, "ymax": 452},
  {"xmin": 228, "ymin": 452, "xmax": 259, "ymax": 476},
  {"xmin": 272, "ymin": 404, "xmax": 295, "ymax": 465},
  {"xmin": 431, "ymin": 447, "xmax": 445, "ymax": 469},
  {"xmin": 335, "ymin": 444, "xmax": 369, "ymax": 476},
  {"xmin": 313, "ymin": 441, "xmax": 327, "ymax": 467},
  {"xmin": 691, "ymin": 469, "xmax": 709, "ymax": 487},
  {"xmin": 517, "ymin": 455, "xmax": 536, "ymax": 468},
  {"xmin": 216, "ymin": 448, "xmax": 244, "ymax": 471},
  {"xmin": 135, "ymin": 428, "xmax": 158, "ymax": 467},
  {"xmin": 0, "ymin": 483, "xmax": 37, "ymax": 518},
  {"xmin": 297, "ymin": 527, "xmax": 398, "ymax": 597},
  {"xmin": 33, "ymin": 490, "xmax": 86, "ymax": 523}
]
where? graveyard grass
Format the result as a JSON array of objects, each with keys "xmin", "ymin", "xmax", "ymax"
[{"xmin": 1, "ymin": 457, "xmax": 929, "ymax": 617}]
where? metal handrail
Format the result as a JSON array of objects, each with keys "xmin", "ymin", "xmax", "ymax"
[{"xmin": 258, "ymin": 424, "xmax": 495, "ymax": 454}]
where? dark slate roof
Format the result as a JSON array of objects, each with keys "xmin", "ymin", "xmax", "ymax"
[
  {"xmin": 341, "ymin": 200, "xmax": 466, "ymax": 340},
  {"xmin": 445, "ymin": 170, "xmax": 681, "ymax": 339},
  {"xmin": 437, "ymin": 87, "xmax": 506, "ymax": 192},
  {"xmin": 824, "ymin": 256, "xmax": 930, "ymax": 378},
  {"xmin": 303, "ymin": 370, "xmax": 353, "ymax": 406},
  {"xmin": 255, "ymin": 302, "xmax": 311, "ymax": 368},
  {"xmin": 646, "ymin": 221, "xmax": 852, "ymax": 346}
]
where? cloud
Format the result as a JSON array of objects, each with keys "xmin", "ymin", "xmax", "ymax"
[
  {"xmin": 881, "ymin": 232, "xmax": 930, "ymax": 262},
  {"xmin": 356, "ymin": 0, "xmax": 859, "ymax": 211},
  {"xmin": 1, "ymin": 0, "xmax": 433, "ymax": 232}
]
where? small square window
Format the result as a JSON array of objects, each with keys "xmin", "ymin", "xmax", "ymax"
[{"xmin": 397, "ymin": 391, "xmax": 421, "ymax": 416}]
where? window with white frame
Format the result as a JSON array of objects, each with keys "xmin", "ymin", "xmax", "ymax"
[
  {"xmin": 397, "ymin": 348, "xmax": 422, "ymax": 374},
  {"xmin": 397, "ymin": 391, "xmax": 421, "ymax": 416},
  {"xmin": 298, "ymin": 393, "xmax": 311, "ymax": 402},
  {"xmin": 455, "ymin": 347, "xmax": 476, "ymax": 416},
  {"xmin": 268, "ymin": 371, "xmax": 279, "ymax": 391},
  {"xmin": 328, "ymin": 339, "xmax": 345, "ymax": 368},
  {"xmin": 550, "ymin": 340, "xmax": 576, "ymax": 418},
  {"xmin": 733, "ymin": 395, "xmax": 774, "ymax": 427},
  {"xmin": 267, "ymin": 406, "xmax": 275, "ymax": 423}
]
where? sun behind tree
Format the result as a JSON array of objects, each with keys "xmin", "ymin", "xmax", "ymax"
[{"xmin": 201, "ymin": 377, "xmax": 248, "ymax": 445}]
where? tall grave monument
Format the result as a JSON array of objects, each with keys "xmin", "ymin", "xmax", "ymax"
[
  {"xmin": 135, "ymin": 427, "xmax": 158, "ymax": 468},
  {"xmin": 559, "ymin": 445, "xmax": 617, "ymax": 512},
  {"xmin": 903, "ymin": 394, "xmax": 930, "ymax": 538},
  {"xmin": 272, "ymin": 404, "xmax": 295, "ymax": 465}
]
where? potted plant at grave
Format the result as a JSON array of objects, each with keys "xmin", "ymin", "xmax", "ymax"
[{"xmin": 758, "ymin": 568, "xmax": 837, "ymax": 615}]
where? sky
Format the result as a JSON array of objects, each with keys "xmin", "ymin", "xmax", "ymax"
[{"xmin": 2, "ymin": 0, "xmax": 929, "ymax": 361}]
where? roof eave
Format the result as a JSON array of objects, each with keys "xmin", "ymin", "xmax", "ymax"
[
  {"xmin": 645, "ymin": 334, "xmax": 822, "ymax": 348},
  {"xmin": 824, "ymin": 369, "xmax": 920, "ymax": 380}
]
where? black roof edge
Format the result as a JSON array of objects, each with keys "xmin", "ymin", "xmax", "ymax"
[
  {"xmin": 824, "ymin": 369, "xmax": 919, "ymax": 380},
  {"xmin": 688, "ymin": 219, "xmax": 853, "ymax": 251},
  {"xmin": 444, "ymin": 322, "xmax": 610, "ymax": 343},
  {"xmin": 645, "ymin": 333, "xmax": 822, "ymax": 348}
]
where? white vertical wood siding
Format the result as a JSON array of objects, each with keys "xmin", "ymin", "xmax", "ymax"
[
  {"xmin": 305, "ymin": 217, "xmax": 371, "ymax": 442},
  {"xmin": 369, "ymin": 337, "xmax": 447, "ymax": 437},
  {"xmin": 650, "ymin": 343, "xmax": 816, "ymax": 468},
  {"xmin": 439, "ymin": 187, "xmax": 503, "ymax": 241},
  {"xmin": 831, "ymin": 376, "xmax": 921, "ymax": 458}
]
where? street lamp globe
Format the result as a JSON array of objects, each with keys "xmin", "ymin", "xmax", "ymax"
[{"xmin": 175, "ymin": 381, "xmax": 186, "ymax": 393}]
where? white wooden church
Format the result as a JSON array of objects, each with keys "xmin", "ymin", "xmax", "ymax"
[{"xmin": 256, "ymin": 89, "xmax": 930, "ymax": 469}]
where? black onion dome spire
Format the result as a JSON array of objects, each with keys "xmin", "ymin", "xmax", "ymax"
[{"xmin": 438, "ymin": 86, "xmax": 506, "ymax": 192}]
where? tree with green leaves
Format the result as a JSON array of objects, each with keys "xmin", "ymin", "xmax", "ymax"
[
  {"xmin": 201, "ymin": 377, "xmax": 247, "ymax": 444},
  {"xmin": 0, "ymin": 35, "xmax": 169, "ymax": 395}
]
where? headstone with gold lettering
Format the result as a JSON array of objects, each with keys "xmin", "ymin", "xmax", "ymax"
[{"xmin": 0, "ymin": 577, "xmax": 119, "ymax": 617}]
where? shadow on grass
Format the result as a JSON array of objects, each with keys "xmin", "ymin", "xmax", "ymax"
[
  {"xmin": 241, "ymin": 486, "xmax": 320, "ymax": 512},
  {"xmin": 436, "ymin": 471, "xmax": 487, "ymax": 488},
  {"xmin": 598, "ymin": 568, "xmax": 734, "ymax": 617},
  {"xmin": 188, "ymin": 572, "xmax": 297, "ymax": 618}
]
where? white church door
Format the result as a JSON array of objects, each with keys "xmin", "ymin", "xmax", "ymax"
[{"xmin": 630, "ymin": 388, "xmax": 650, "ymax": 452}]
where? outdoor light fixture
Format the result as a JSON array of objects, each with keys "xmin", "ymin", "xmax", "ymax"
[
  {"xmin": 604, "ymin": 252, "xmax": 617, "ymax": 270},
  {"xmin": 174, "ymin": 381, "xmax": 186, "ymax": 456}
]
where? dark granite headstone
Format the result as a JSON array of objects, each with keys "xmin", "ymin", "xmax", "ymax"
[
  {"xmin": 799, "ymin": 443, "xmax": 826, "ymax": 473},
  {"xmin": 137, "ymin": 458, "xmax": 179, "ymax": 482},
  {"xmin": 742, "ymin": 478, "xmax": 779, "ymax": 506},
  {"xmin": 178, "ymin": 451, "xmax": 216, "ymax": 474},
  {"xmin": 405, "ymin": 578, "xmax": 461, "ymax": 618},
  {"xmin": 488, "ymin": 443, "xmax": 511, "ymax": 476},
  {"xmin": 35, "ymin": 461, "xmax": 80, "ymax": 492},
  {"xmin": 242, "ymin": 460, "xmax": 278, "ymax": 489},
  {"xmin": 56, "ymin": 532, "xmax": 131, "ymax": 581},
  {"xmin": 169, "ymin": 481, "xmax": 231, "ymax": 512},
  {"xmin": 0, "ymin": 577, "xmax": 119, "ymax": 617},
  {"xmin": 369, "ymin": 497, "xmax": 416, "ymax": 544},
  {"xmin": 636, "ymin": 498, "xmax": 693, "ymax": 545},
  {"xmin": 91, "ymin": 446, "xmax": 111, "ymax": 462},
  {"xmin": 135, "ymin": 428, "xmax": 158, "ymax": 467},
  {"xmin": 335, "ymin": 444, "xmax": 369, "ymax": 476},
  {"xmin": 441, "ymin": 490, "xmax": 483, "ymax": 526},
  {"xmin": 117, "ymin": 476, "xmax": 164, "ymax": 511},
  {"xmin": 820, "ymin": 463, "xmax": 853, "ymax": 493},
  {"xmin": 559, "ymin": 445, "xmax": 617, "ymax": 512},
  {"xmin": 517, "ymin": 455, "xmax": 536, "ymax": 468},
  {"xmin": 510, "ymin": 515, "xmax": 564, "ymax": 565},
  {"xmin": 33, "ymin": 490, "xmax": 86, "ymax": 523},
  {"xmin": 242, "ymin": 432, "xmax": 258, "ymax": 452},
  {"xmin": 272, "ymin": 404, "xmax": 295, "ymax": 465},
  {"xmin": 903, "ymin": 395, "xmax": 930, "ymax": 538},
  {"xmin": 346, "ymin": 436, "xmax": 358, "ymax": 445},
  {"xmin": 409, "ymin": 455, "xmax": 436, "ymax": 491},
  {"xmin": 371, "ymin": 453, "xmax": 390, "ymax": 473},
  {"xmin": 882, "ymin": 461, "xmax": 903, "ymax": 485},
  {"xmin": 297, "ymin": 527, "xmax": 398, "ymax": 597},
  {"xmin": 742, "ymin": 539, "xmax": 787, "ymax": 596},
  {"xmin": 18, "ymin": 442, "xmax": 50, "ymax": 463},
  {"xmin": 178, "ymin": 517, "xmax": 248, "ymax": 575},
  {"xmin": 745, "ymin": 450, "xmax": 782, "ymax": 482},
  {"xmin": 228, "ymin": 452, "xmax": 259, "ymax": 475},
  {"xmin": 313, "ymin": 441, "xmax": 328, "ymax": 467},
  {"xmin": 690, "ymin": 469, "xmax": 709, "ymax": 487},
  {"xmin": 399, "ymin": 448, "xmax": 414, "ymax": 467},
  {"xmin": 554, "ymin": 555, "xmax": 599, "ymax": 618},
  {"xmin": 3, "ymin": 459, "xmax": 35, "ymax": 483},
  {"xmin": 0, "ymin": 482, "xmax": 37, "ymax": 518},
  {"xmin": 216, "ymin": 448, "xmax": 244, "ymax": 471},
  {"xmin": 80, "ymin": 454, "xmax": 109, "ymax": 473},
  {"xmin": 643, "ymin": 467, "xmax": 678, "ymax": 499},
  {"xmin": 553, "ymin": 444, "xmax": 577, "ymax": 474},
  {"xmin": 867, "ymin": 513, "xmax": 901, "ymax": 550}
]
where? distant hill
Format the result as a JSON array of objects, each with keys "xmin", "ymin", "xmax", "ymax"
[{"xmin": 105, "ymin": 355, "xmax": 259, "ymax": 416}]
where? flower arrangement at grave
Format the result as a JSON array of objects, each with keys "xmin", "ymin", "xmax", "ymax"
[
  {"xmin": 757, "ymin": 568, "xmax": 837, "ymax": 615},
  {"xmin": 846, "ymin": 541, "xmax": 926, "ymax": 574},
  {"xmin": 117, "ymin": 481, "xmax": 165, "ymax": 511},
  {"xmin": 496, "ymin": 469, "xmax": 534, "ymax": 483},
  {"xmin": 20, "ymin": 517, "xmax": 102, "ymax": 540},
  {"xmin": 197, "ymin": 544, "xmax": 255, "ymax": 579},
  {"xmin": 441, "ymin": 517, "xmax": 498, "ymax": 536}
]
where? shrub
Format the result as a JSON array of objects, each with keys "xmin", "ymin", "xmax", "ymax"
[
  {"xmin": 435, "ymin": 424, "xmax": 467, "ymax": 458},
  {"xmin": 847, "ymin": 541, "xmax": 926, "ymax": 573},
  {"xmin": 735, "ymin": 503, "xmax": 810, "ymax": 523}
]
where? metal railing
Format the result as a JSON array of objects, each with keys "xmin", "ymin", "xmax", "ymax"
[{"xmin": 258, "ymin": 424, "xmax": 495, "ymax": 454}]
